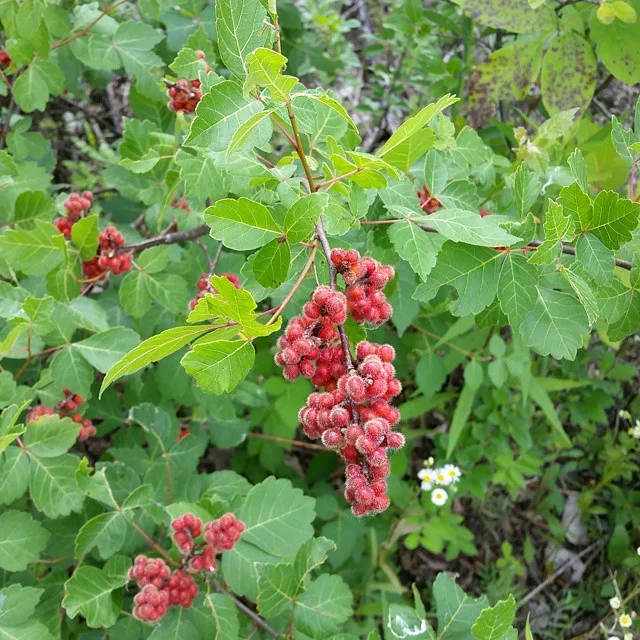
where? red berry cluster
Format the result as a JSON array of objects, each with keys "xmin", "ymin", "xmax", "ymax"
[
  {"xmin": 416, "ymin": 184, "xmax": 442, "ymax": 213},
  {"xmin": 330, "ymin": 249, "xmax": 394, "ymax": 325},
  {"xmin": 204, "ymin": 513, "xmax": 245, "ymax": 551},
  {"xmin": 54, "ymin": 191, "xmax": 93, "ymax": 237},
  {"xmin": 82, "ymin": 226, "xmax": 132, "ymax": 281},
  {"xmin": 276, "ymin": 245, "xmax": 403, "ymax": 516},
  {"xmin": 0, "ymin": 49, "xmax": 11, "ymax": 67},
  {"xmin": 274, "ymin": 285, "xmax": 348, "ymax": 388},
  {"xmin": 129, "ymin": 512, "xmax": 245, "ymax": 623},
  {"xmin": 298, "ymin": 341, "xmax": 403, "ymax": 516},
  {"xmin": 189, "ymin": 272, "xmax": 241, "ymax": 310},
  {"xmin": 26, "ymin": 389, "xmax": 96, "ymax": 441},
  {"xmin": 167, "ymin": 79, "xmax": 202, "ymax": 113}
]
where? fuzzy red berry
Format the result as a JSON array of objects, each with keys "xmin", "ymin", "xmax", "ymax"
[
  {"xmin": 133, "ymin": 584, "xmax": 170, "ymax": 622},
  {"xmin": 164, "ymin": 569, "xmax": 199, "ymax": 607},
  {"xmin": 204, "ymin": 513, "xmax": 245, "ymax": 552},
  {"xmin": 171, "ymin": 513, "xmax": 202, "ymax": 553},
  {"xmin": 129, "ymin": 556, "xmax": 171, "ymax": 589}
]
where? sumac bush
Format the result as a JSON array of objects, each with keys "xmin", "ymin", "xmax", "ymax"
[{"xmin": 0, "ymin": 0, "xmax": 639, "ymax": 638}]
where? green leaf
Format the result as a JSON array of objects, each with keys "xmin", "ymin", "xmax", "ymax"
[
  {"xmin": 169, "ymin": 47, "xmax": 208, "ymax": 78},
  {"xmin": 558, "ymin": 181, "xmax": 593, "ymax": 231},
  {"xmin": 0, "ymin": 510, "xmax": 49, "ymax": 571},
  {"xmin": 63, "ymin": 564, "xmax": 129, "ymax": 628},
  {"xmin": 497, "ymin": 253, "xmax": 539, "ymax": 326},
  {"xmin": 29, "ymin": 453, "xmax": 85, "ymax": 518},
  {"xmin": 73, "ymin": 327, "xmax": 141, "ymax": 373},
  {"xmin": 588, "ymin": 190, "xmax": 640, "ymax": 249},
  {"xmin": 446, "ymin": 379, "xmax": 477, "ymax": 459},
  {"xmin": 519, "ymin": 287, "xmax": 589, "ymax": 360},
  {"xmin": 0, "ymin": 584, "xmax": 43, "ymax": 628},
  {"xmin": 190, "ymin": 275, "xmax": 281, "ymax": 337},
  {"xmin": 432, "ymin": 572, "xmax": 489, "ymax": 639},
  {"xmin": 438, "ymin": 180, "xmax": 479, "ymax": 212},
  {"xmin": 377, "ymin": 95, "xmax": 458, "ymax": 169},
  {"xmin": 181, "ymin": 340, "xmax": 255, "ymax": 394},
  {"xmin": 74, "ymin": 512, "xmax": 127, "ymax": 559},
  {"xmin": 112, "ymin": 22, "xmax": 163, "ymax": 77},
  {"xmin": 543, "ymin": 201, "xmax": 574, "ymax": 242},
  {"xmin": 252, "ymin": 239, "xmax": 291, "ymax": 287},
  {"xmin": 227, "ymin": 108, "xmax": 277, "ymax": 155},
  {"xmin": 177, "ymin": 151, "xmax": 227, "ymax": 201},
  {"xmin": 285, "ymin": 192, "xmax": 327, "ymax": 243},
  {"xmin": 608, "ymin": 289, "xmax": 640, "ymax": 341},
  {"xmin": 514, "ymin": 165, "xmax": 541, "ymax": 218},
  {"xmin": 389, "ymin": 221, "xmax": 445, "ymax": 281},
  {"xmin": 291, "ymin": 90, "xmax": 358, "ymax": 133},
  {"xmin": 294, "ymin": 574, "xmax": 353, "ymax": 638},
  {"xmin": 13, "ymin": 190, "xmax": 55, "ymax": 222},
  {"xmin": 611, "ymin": 115, "xmax": 637, "ymax": 163},
  {"xmin": 12, "ymin": 60, "xmax": 64, "ymax": 112},
  {"xmin": 244, "ymin": 47, "xmax": 297, "ymax": 101},
  {"xmin": 561, "ymin": 267, "xmax": 599, "ymax": 326},
  {"xmin": 222, "ymin": 476, "xmax": 316, "ymax": 600},
  {"xmin": 70, "ymin": 215, "xmax": 100, "ymax": 260},
  {"xmin": 23, "ymin": 415, "xmax": 80, "ymax": 457},
  {"xmin": 186, "ymin": 81, "xmax": 271, "ymax": 151},
  {"xmin": 472, "ymin": 595, "xmax": 516, "ymax": 640},
  {"xmin": 541, "ymin": 33, "xmax": 596, "ymax": 114},
  {"xmin": 567, "ymin": 148, "xmax": 589, "ymax": 192},
  {"xmin": 528, "ymin": 377, "xmax": 572, "ymax": 447},
  {"xmin": 427, "ymin": 209, "xmax": 520, "ymax": 247},
  {"xmin": 0, "ymin": 405, "xmax": 26, "ymax": 453},
  {"xmin": 50, "ymin": 346, "xmax": 94, "ymax": 399},
  {"xmin": 205, "ymin": 197, "xmax": 282, "ymax": 250},
  {"xmin": 0, "ymin": 220, "xmax": 66, "ymax": 275},
  {"xmin": 590, "ymin": 0, "xmax": 640, "ymax": 84},
  {"xmin": 100, "ymin": 325, "xmax": 213, "ymax": 395},
  {"xmin": 257, "ymin": 537, "xmax": 336, "ymax": 618},
  {"xmin": 453, "ymin": 0, "xmax": 557, "ymax": 33},
  {"xmin": 215, "ymin": 0, "xmax": 268, "ymax": 79},
  {"xmin": 413, "ymin": 243, "xmax": 501, "ymax": 316},
  {"xmin": 424, "ymin": 149, "xmax": 448, "ymax": 194},
  {"xmin": 389, "ymin": 261, "xmax": 421, "ymax": 335},
  {"xmin": 0, "ymin": 447, "xmax": 29, "ymax": 505}
]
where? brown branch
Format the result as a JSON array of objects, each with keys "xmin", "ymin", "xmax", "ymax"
[
  {"xmin": 51, "ymin": 0, "xmax": 127, "ymax": 50},
  {"xmin": 246, "ymin": 432, "xmax": 326, "ymax": 451},
  {"xmin": 122, "ymin": 225, "xmax": 209, "ymax": 252}
]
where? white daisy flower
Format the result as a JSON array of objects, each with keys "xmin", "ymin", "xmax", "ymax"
[
  {"xmin": 611, "ymin": 597, "xmax": 622, "ymax": 609},
  {"xmin": 419, "ymin": 469, "xmax": 437, "ymax": 491},
  {"xmin": 443, "ymin": 464, "xmax": 462, "ymax": 483},
  {"xmin": 431, "ymin": 488, "xmax": 448, "ymax": 506},
  {"xmin": 619, "ymin": 614, "xmax": 632, "ymax": 628},
  {"xmin": 434, "ymin": 468, "xmax": 452, "ymax": 486},
  {"xmin": 637, "ymin": 546, "xmax": 640, "ymax": 556},
  {"xmin": 630, "ymin": 421, "xmax": 640, "ymax": 438},
  {"xmin": 624, "ymin": 633, "xmax": 632, "ymax": 640}
]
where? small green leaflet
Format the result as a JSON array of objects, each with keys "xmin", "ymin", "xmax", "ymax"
[
  {"xmin": 0, "ymin": 510, "xmax": 49, "ymax": 571},
  {"xmin": 252, "ymin": 239, "xmax": 291, "ymax": 287},
  {"xmin": 427, "ymin": 208, "xmax": 520, "ymax": 247},
  {"xmin": 100, "ymin": 325, "xmax": 214, "ymax": 396},
  {"xmin": 471, "ymin": 595, "xmax": 517, "ymax": 640},
  {"xmin": 23, "ymin": 415, "xmax": 80, "ymax": 458},
  {"xmin": 388, "ymin": 221, "xmax": 444, "ymax": 281},
  {"xmin": 244, "ymin": 48, "xmax": 297, "ymax": 101},
  {"xmin": 588, "ymin": 190, "xmax": 640, "ymax": 249},
  {"xmin": 70, "ymin": 215, "xmax": 100, "ymax": 260},
  {"xmin": 181, "ymin": 340, "xmax": 255, "ymax": 395},
  {"xmin": 205, "ymin": 197, "xmax": 283, "ymax": 250},
  {"xmin": 285, "ymin": 192, "xmax": 327, "ymax": 243},
  {"xmin": 215, "ymin": 0, "xmax": 268, "ymax": 79},
  {"xmin": 519, "ymin": 287, "xmax": 589, "ymax": 360},
  {"xmin": 513, "ymin": 165, "xmax": 541, "ymax": 218},
  {"xmin": 0, "ymin": 220, "xmax": 66, "ymax": 275},
  {"xmin": 377, "ymin": 94, "xmax": 458, "ymax": 168}
]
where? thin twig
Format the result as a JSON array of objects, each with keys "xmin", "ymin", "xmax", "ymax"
[
  {"xmin": 210, "ymin": 242, "xmax": 224, "ymax": 274},
  {"xmin": 122, "ymin": 225, "xmax": 209, "ymax": 251},
  {"xmin": 247, "ymin": 432, "xmax": 326, "ymax": 451}
]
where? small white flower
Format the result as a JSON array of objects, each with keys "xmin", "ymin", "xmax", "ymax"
[
  {"xmin": 443, "ymin": 464, "xmax": 462, "ymax": 483},
  {"xmin": 434, "ymin": 468, "xmax": 452, "ymax": 486},
  {"xmin": 608, "ymin": 636, "xmax": 620, "ymax": 640},
  {"xmin": 426, "ymin": 456, "xmax": 434, "ymax": 466},
  {"xmin": 619, "ymin": 614, "xmax": 633, "ymax": 628},
  {"xmin": 611, "ymin": 597, "xmax": 622, "ymax": 609},
  {"xmin": 431, "ymin": 488, "xmax": 448, "ymax": 506},
  {"xmin": 637, "ymin": 546, "xmax": 640, "ymax": 556},
  {"xmin": 630, "ymin": 421, "xmax": 640, "ymax": 438},
  {"xmin": 419, "ymin": 469, "xmax": 437, "ymax": 490},
  {"xmin": 624, "ymin": 633, "xmax": 632, "ymax": 640}
]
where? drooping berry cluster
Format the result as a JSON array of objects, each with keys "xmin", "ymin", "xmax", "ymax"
[
  {"xmin": 189, "ymin": 272, "xmax": 241, "ymax": 310},
  {"xmin": 26, "ymin": 389, "xmax": 96, "ymax": 441},
  {"xmin": 129, "ymin": 512, "xmax": 245, "ymax": 624},
  {"xmin": 276, "ymin": 245, "xmax": 403, "ymax": 516},
  {"xmin": 298, "ymin": 341, "xmax": 403, "ymax": 516},
  {"xmin": 274, "ymin": 286, "xmax": 348, "ymax": 388},
  {"xmin": 330, "ymin": 249, "xmax": 394, "ymax": 325},
  {"xmin": 167, "ymin": 79, "xmax": 202, "ymax": 113},
  {"xmin": 54, "ymin": 191, "xmax": 93, "ymax": 237},
  {"xmin": 416, "ymin": 184, "xmax": 442, "ymax": 213},
  {"xmin": 0, "ymin": 49, "xmax": 11, "ymax": 67}
]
